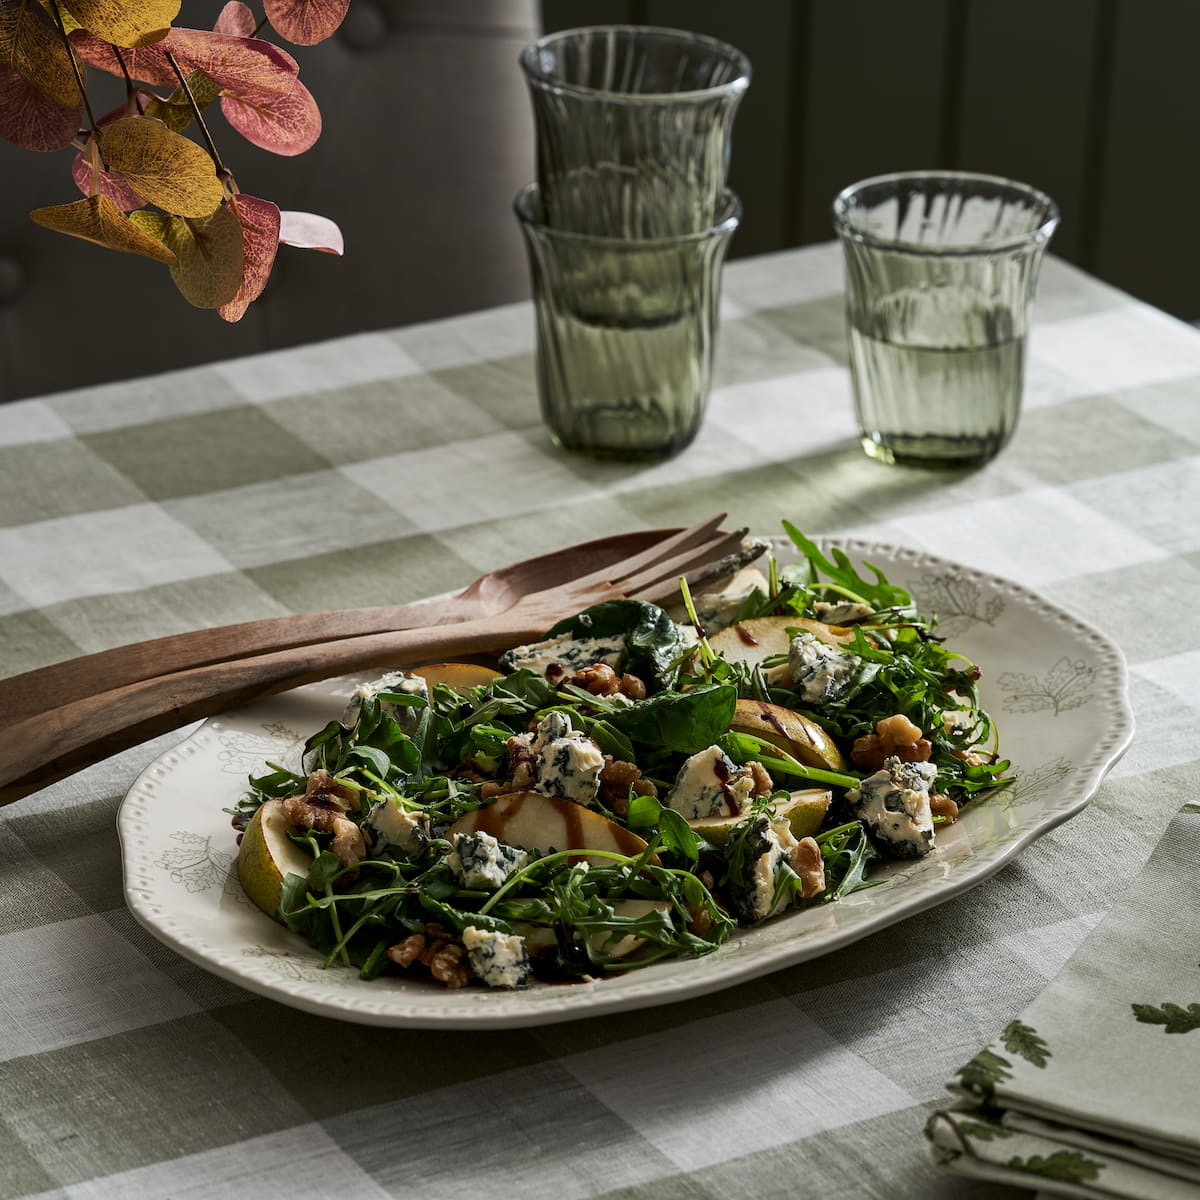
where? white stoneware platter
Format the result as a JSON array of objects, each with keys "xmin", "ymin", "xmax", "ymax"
[{"xmin": 119, "ymin": 536, "xmax": 1134, "ymax": 1028}]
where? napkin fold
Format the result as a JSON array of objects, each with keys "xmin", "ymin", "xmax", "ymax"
[{"xmin": 927, "ymin": 804, "xmax": 1200, "ymax": 1199}]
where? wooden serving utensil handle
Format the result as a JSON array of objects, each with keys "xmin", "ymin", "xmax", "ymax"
[{"xmin": 0, "ymin": 614, "xmax": 539, "ymax": 807}]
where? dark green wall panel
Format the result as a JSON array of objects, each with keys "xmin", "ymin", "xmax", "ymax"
[
  {"xmin": 798, "ymin": 0, "xmax": 952, "ymax": 243},
  {"xmin": 540, "ymin": 0, "xmax": 1200, "ymax": 318},
  {"xmin": 644, "ymin": 1, "xmax": 795, "ymax": 257},
  {"xmin": 956, "ymin": 0, "xmax": 1098, "ymax": 264},
  {"xmin": 1093, "ymin": 0, "xmax": 1200, "ymax": 315}
]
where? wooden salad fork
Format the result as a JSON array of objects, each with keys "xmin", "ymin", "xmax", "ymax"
[
  {"xmin": 0, "ymin": 521, "xmax": 722, "ymax": 726},
  {"xmin": 0, "ymin": 517, "xmax": 755, "ymax": 805}
]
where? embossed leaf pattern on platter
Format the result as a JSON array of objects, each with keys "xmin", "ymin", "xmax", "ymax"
[
  {"xmin": 216, "ymin": 721, "xmax": 303, "ymax": 774},
  {"xmin": 154, "ymin": 830, "xmax": 233, "ymax": 892},
  {"xmin": 242, "ymin": 944, "xmax": 346, "ymax": 985},
  {"xmin": 916, "ymin": 572, "xmax": 1006, "ymax": 638},
  {"xmin": 998, "ymin": 657, "xmax": 1095, "ymax": 715},
  {"xmin": 1012, "ymin": 758, "xmax": 1073, "ymax": 807}
]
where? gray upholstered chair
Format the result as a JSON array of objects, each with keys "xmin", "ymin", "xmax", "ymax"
[{"xmin": 0, "ymin": 0, "xmax": 538, "ymax": 402}]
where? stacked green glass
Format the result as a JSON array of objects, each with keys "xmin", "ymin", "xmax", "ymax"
[{"xmin": 516, "ymin": 26, "xmax": 749, "ymax": 461}]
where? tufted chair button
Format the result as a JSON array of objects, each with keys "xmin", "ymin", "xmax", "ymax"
[
  {"xmin": 0, "ymin": 255, "xmax": 24, "ymax": 305},
  {"xmin": 339, "ymin": 2, "xmax": 388, "ymax": 51}
]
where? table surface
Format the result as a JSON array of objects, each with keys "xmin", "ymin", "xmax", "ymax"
[{"xmin": 1, "ymin": 242, "xmax": 1197, "ymax": 1200}]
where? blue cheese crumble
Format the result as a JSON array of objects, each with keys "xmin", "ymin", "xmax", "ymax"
[
  {"xmin": 845, "ymin": 755, "xmax": 937, "ymax": 858},
  {"xmin": 462, "ymin": 926, "xmax": 531, "ymax": 989},
  {"xmin": 726, "ymin": 814, "xmax": 798, "ymax": 922},
  {"xmin": 516, "ymin": 711, "xmax": 605, "ymax": 806},
  {"xmin": 341, "ymin": 670, "xmax": 428, "ymax": 728},
  {"xmin": 812, "ymin": 600, "xmax": 873, "ymax": 625},
  {"xmin": 363, "ymin": 798, "xmax": 428, "ymax": 860},
  {"xmin": 498, "ymin": 631, "xmax": 626, "ymax": 678},
  {"xmin": 690, "ymin": 567, "xmax": 770, "ymax": 633},
  {"xmin": 787, "ymin": 632, "xmax": 861, "ymax": 704},
  {"xmin": 446, "ymin": 831, "xmax": 530, "ymax": 890},
  {"xmin": 666, "ymin": 745, "xmax": 756, "ymax": 820}
]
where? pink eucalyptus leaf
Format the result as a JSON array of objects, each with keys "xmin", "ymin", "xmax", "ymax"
[
  {"xmin": 278, "ymin": 210, "xmax": 343, "ymax": 255},
  {"xmin": 219, "ymin": 193, "xmax": 281, "ymax": 322},
  {"xmin": 69, "ymin": 30, "xmax": 176, "ymax": 85},
  {"xmin": 220, "ymin": 77, "xmax": 319, "ymax": 156},
  {"xmin": 0, "ymin": 63, "xmax": 80, "ymax": 150},
  {"xmin": 71, "ymin": 147, "xmax": 144, "ymax": 210},
  {"xmin": 264, "ymin": 0, "xmax": 348, "ymax": 46},
  {"xmin": 71, "ymin": 27, "xmax": 296, "ymax": 99},
  {"xmin": 214, "ymin": 2, "xmax": 256, "ymax": 38},
  {"xmin": 165, "ymin": 28, "xmax": 297, "ymax": 100}
]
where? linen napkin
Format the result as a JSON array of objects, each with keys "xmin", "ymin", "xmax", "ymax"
[{"xmin": 927, "ymin": 803, "xmax": 1200, "ymax": 1199}]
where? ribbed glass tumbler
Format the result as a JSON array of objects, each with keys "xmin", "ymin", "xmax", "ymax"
[
  {"xmin": 515, "ymin": 183, "xmax": 741, "ymax": 461},
  {"xmin": 834, "ymin": 171, "xmax": 1060, "ymax": 468},
  {"xmin": 519, "ymin": 25, "xmax": 749, "ymax": 238}
]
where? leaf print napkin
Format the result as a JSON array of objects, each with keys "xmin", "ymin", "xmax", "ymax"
[{"xmin": 927, "ymin": 804, "xmax": 1200, "ymax": 1198}]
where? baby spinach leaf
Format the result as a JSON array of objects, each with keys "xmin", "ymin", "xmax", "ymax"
[
  {"xmin": 607, "ymin": 684, "xmax": 737, "ymax": 753},
  {"xmin": 545, "ymin": 599, "xmax": 683, "ymax": 689}
]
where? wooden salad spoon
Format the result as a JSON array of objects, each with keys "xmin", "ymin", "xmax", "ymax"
[{"xmin": 0, "ymin": 518, "xmax": 758, "ymax": 804}]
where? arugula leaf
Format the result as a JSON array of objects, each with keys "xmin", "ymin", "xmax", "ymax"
[
  {"xmin": 782, "ymin": 521, "xmax": 912, "ymax": 610},
  {"xmin": 419, "ymin": 895, "xmax": 513, "ymax": 935}
]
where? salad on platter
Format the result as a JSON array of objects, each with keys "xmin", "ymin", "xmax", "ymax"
[{"xmin": 229, "ymin": 522, "xmax": 1013, "ymax": 992}]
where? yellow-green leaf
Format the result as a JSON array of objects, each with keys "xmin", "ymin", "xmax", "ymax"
[
  {"xmin": 131, "ymin": 205, "xmax": 243, "ymax": 307},
  {"xmin": 141, "ymin": 69, "xmax": 221, "ymax": 133},
  {"xmin": 60, "ymin": 0, "xmax": 178, "ymax": 47},
  {"xmin": 101, "ymin": 115, "xmax": 222, "ymax": 216},
  {"xmin": 30, "ymin": 194, "xmax": 177, "ymax": 264},
  {"xmin": 1, "ymin": 0, "xmax": 79, "ymax": 106},
  {"xmin": 37, "ymin": 0, "xmax": 82, "ymax": 34}
]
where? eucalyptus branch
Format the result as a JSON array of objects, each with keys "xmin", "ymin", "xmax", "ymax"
[
  {"xmin": 110, "ymin": 45, "xmax": 145, "ymax": 115},
  {"xmin": 164, "ymin": 50, "xmax": 233, "ymax": 188},
  {"xmin": 47, "ymin": 0, "xmax": 97, "ymax": 132}
]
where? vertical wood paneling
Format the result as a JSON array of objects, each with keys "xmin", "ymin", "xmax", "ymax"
[
  {"xmin": 540, "ymin": 1, "xmax": 637, "ymax": 33},
  {"xmin": 537, "ymin": 1, "xmax": 1194, "ymax": 317},
  {"xmin": 955, "ymin": 0, "xmax": 1098, "ymax": 264},
  {"xmin": 1093, "ymin": 0, "xmax": 1200, "ymax": 317},
  {"xmin": 643, "ymin": 1, "xmax": 794, "ymax": 257},
  {"xmin": 797, "ymin": 0, "xmax": 952, "ymax": 244}
]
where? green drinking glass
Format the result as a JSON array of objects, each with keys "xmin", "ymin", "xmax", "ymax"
[{"xmin": 515, "ymin": 183, "xmax": 741, "ymax": 462}]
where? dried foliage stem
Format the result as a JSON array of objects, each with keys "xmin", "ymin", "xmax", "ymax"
[
  {"xmin": 164, "ymin": 50, "xmax": 233, "ymax": 188},
  {"xmin": 111, "ymin": 45, "xmax": 146, "ymax": 115},
  {"xmin": 47, "ymin": 0, "xmax": 98, "ymax": 132}
]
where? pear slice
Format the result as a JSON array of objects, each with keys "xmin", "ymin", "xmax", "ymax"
[
  {"xmin": 708, "ymin": 615, "xmax": 857, "ymax": 683},
  {"xmin": 688, "ymin": 788, "xmax": 831, "ymax": 846},
  {"xmin": 592, "ymin": 899, "xmax": 672, "ymax": 959},
  {"xmin": 730, "ymin": 698, "xmax": 849, "ymax": 773},
  {"xmin": 412, "ymin": 663, "xmax": 501, "ymax": 692},
  {"xmin": 237, "ymin": 798, "xmax": 313, "ymax": 920},
  {"xmin": 514, "ymin": 899, "xmax": 672, "ymax": 961},
  {"xmin": 446, "ymin": 790, "xmax": 653, "ymax": 866}
]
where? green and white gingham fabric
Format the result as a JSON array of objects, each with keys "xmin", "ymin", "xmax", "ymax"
[{"xmin": 1, "ymin": 243, "xmax": 1198, "ymax": 1200}]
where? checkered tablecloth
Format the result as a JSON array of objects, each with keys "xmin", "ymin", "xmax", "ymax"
[{"xmin": 1, "ymin": 242, "xmax": 1197, "ymax": 1199}]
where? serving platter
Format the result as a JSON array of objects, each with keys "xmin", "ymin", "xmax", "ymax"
[{"xmin": 118, "ymin": 536, "xmax": 1134, "ymax": 1028}]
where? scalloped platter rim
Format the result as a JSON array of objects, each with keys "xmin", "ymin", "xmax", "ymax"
[{"xmin": 118, "ymin": 536, "xmax": 1134, "ymax": 1028}]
